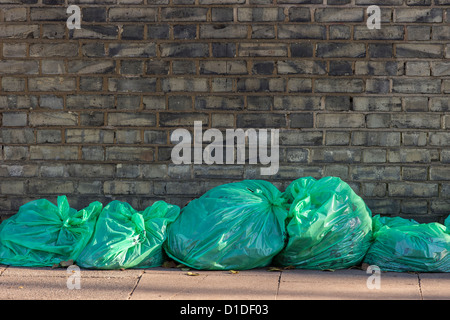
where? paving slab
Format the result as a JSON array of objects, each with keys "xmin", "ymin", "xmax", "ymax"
[
  {"xmin": 0, "ymin": 266, "xmax": 142, "ymax": 300},
  {"xmin": 132, "ymin": 268, "xmax": 280, "ymax": 300},
  {"xmin": 277, "ymin": 269, "xmax": 422, "ymax": 300},
  {"xmin": 419, "ymin": 273, "xmax": 450, "ymax": 300}
]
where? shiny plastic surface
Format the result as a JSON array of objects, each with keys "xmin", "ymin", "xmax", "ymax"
[
  {"xmin": 0, "ymin": 196, "xmax": 102, "ymax": 267},
  {"xmin": 165, "ymin": 180, "xmax": 289, "ymax": 270},
  {"xmin": 76, "ymin": 200, "xmax": 180, "ymax": 269},
  {"xmin": 274, "ymin": 176, "xmax": 373, "ymax": 270}
]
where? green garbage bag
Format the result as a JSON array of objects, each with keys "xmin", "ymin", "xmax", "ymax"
[
  {"xmin": 164, "ymin": 180, "xmax": 289, "ymax": 270},
  {"xmin": 274, "ymin": 176, "xmax": 373, "ymax": 270},
  {"xmin": 364, "ymin": 215, "xmax": 450, "ymax": 272},
  {"xmin": 0, "ymin": 196, "xmax": 102, "ymax": 267},
  {"xmin": 76, "ymin": 200, "xmax": 180, "ymax": 269}
]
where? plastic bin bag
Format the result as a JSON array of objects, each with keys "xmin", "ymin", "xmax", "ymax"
[
  {"xmin": 0, "ymin": 196, "xmax": 102, "ymax": 267},
  {"xmin": 164, "ymin": 180, "xmax": 289, "ymax": 270},
  {"xmin": 274, "ymin": 176, "xmax": 373, "ymax": 270},
  {"xmin": 76, "ymin": 200, "xmax": 180, "ymax": 269},
  {"xmin": 364, "ymin": 215, "xmax": 450, "ymax": 272}
]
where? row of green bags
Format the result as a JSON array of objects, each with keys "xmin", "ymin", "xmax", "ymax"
[
  {"xmin": 0, "ymin": 196, "xmax": 180, "ymax": 269},
  {"xmin": 0, "ymin": 176, "xmax": 449, "ymax": 271},
  {"xmin": 165, "ymin": 176, "xmax": 449, "ymax": 272}
]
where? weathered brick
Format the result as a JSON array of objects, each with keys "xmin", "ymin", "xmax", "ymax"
[
  {"xmin": 36, "ymin": 130, "xmax": 61, "ymax": 144},
  {"xmin": 106, "ymin": 146, "xmax": 154, "ymax": 161},
  {"xmin": 28, "ymin": 180, "xmax": 75, "ymax": 195},
  {"xmin": 316, "ymin": 113, "xmax": 365, "ymax": 128},
  {"xmin": 0, "ymin": 25, "xmax": 39, "ymax": 38},
  {"xmin": 66, "ymin": 129, "xmax": 114, "ymax": 144},
  {"xmin": 3, "ymin": 7, "xmax": 27, "ymax": 21},
  {"xmin": 28, "ymin": 77, "xmax": 76, "ymax": 91},
  {"xmin": 363, "ymin": 149, "xmax": 387, "ymax": 164},
  {"xmin": 352, "ymin": 131, "xmax": 400, "ymax": 146},
  {"xmin": 30, "ymin": 7, "xmax": 66, "ymax": 21},
  {"xmin": 1, "ymin": 128, "xmax": 35, "ymax": 144},
  {"xmin": 195, "ymin": 96, "xmax": 244, "ymax": 111},
  {"xmin": 251, "ymin": 25, "xmax": 276, "ymax": 39},
  {"xmin": 200, "ymin": 61, "xmax": 247, "ymax": 75},
  {"xmin": 104, "ymin": 181, "xmax": 152, "ymax": 195},
  {"xmin": 109, "ymin": 43, "xmax": 156, "ymax": 57},
  {"xmin": 274, "ymin": 96, "xmax": 321, "ymax": 111},
  {"xmin": 162, "ymin": 78, "xmax": 209, "ymax": 92},
  {"xmin": 70, "ymin": 25, "xmax": 119, "ymax": 40},
  {"xmin": 396, "ymin": 44, "xmax": 443, "ymax": 58},
  {"xmin": 430, "ymin": 97, "xmax": 450, "ymax": 112},
  {"xmin": 432, "ymin": 26, "xmax": 450, "ymax": 40},
  {"xmin": 311, "ymin": 148, "xmax": 361, "ymax": 163},
  {"xmin": 278, "ymin": 60, "xmax": 326, "ymax": 75},
  {"xmin": 315, "ymin": 79, "xmax": 364, "ymax": 93},
  {"xmin": 237, "ymin": 78, "xmax": 285, "ymax": 92},
  {"xmin": 160, "ymin": 43, "xmax": 209, "ymax": 58},
  {"xmin": 0, "ymin": 60, "xmax": 38, "ymax": 75},
  {"xmin": 108, "ymin": 78, "xmax": 156, "ymax": 92},
  {"xmin": 29, "ymin": 112, "xmax": 78, "ymax": 126},
  {"xmin": 407, "ymin": 26, "xmax": 431, "ymax": 40},
  {"xmin": 161, "ymin": 7, "xmax": 208, "ymax": 21},
  {"xmin": 2, "ymin": 78, "xmax": 25, "ymax": 92},
  {"xmin": 314, "ymin": 8, "xmax": 363, "ymax": 22},
  {"xmin": 350, "ymin": 166, "xmax": 401, "ymax": 181},
  {"xmin": 389, "ymin": 183, "xmax": 438, "ymax": 197},
  {"xmin": 392, "ymin": 79, "xmax": 441, "ymax": 94},
  {"xmin": 237, "ymin": 113, "xmax": 286, "ymax": 128},
  {"xmin": 355, "ymin": 61, "xmax": 403, "ymax": 76},
  {"xmin": 108, "ymin": 112, "xmax": 156, "ymax": 127},
  {"xmin": 200, "ymin": 24, "xmax": 248, "ymax": 39},
  {"xmin": 388, "ymin": 148, "xmax": 431, "ymax": 163},
  {"xmin": 212, "ymin": 8, "xmax": 234, "ymax": 22},
  {"xmin": 67, "ymin": 60, "xmax": 115, "ymax": 74},
  {"xmin": 316, "ymin": 43, "xmax": 366, "ymax": 58},
  {"xmin": 354, "ymin": 26, "xmax": 404, "ymax": 40},
  {"xmin": 30, "ymin": 146, "xmax": 78, "ymax": 160},
  {"xmin": 2, "ymin": 112, "xmax": 27, "ymax": 127},
  {"xmin": 391, "ymin": 113, "xmax": 441, "ymax": 129},
  {"xmin": 431, "ymin": 62, "xmax": 450, "ymax": 76},
  {"xmin": 238, "ymin": 43, "xmax": 288, "ymax": 57},
  {"xmin": 3, "ymin": 43, "xmax": 27, "ymax": 57},
  {"xmin": 159, "ymin": 112, "xmax": 209, "ymax": 127},
  {"xmin": 238, "ymin": 8, "xmax": 285, "ymax": 21},
  {"xmin": 278, "ymin": 25, "xmax": 326, "ymax": 39},
  {"xmin": 395, "ymin": 8, "xmax": 442, "ymax": 22},
  {"xmin": 405, "ymin": 61, "xmax": 430, "ymax": 76},
  {"xmin": 109, "ymin": 7, "xmax": 157, "ymax": 21}
]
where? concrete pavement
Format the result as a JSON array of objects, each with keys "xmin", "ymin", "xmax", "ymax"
[{"xmin": 1, "ymin": 265, "xmax": 449, "ymax": 300}]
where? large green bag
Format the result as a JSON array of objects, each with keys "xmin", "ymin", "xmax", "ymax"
[
  {"xmin": 76, "ymin": 200, "xmax": 180, "ymax": 269},
  {"xmin": 0, "ymin": 196, "xmax": 102, "ymax": 267},
  {"xmin": 274, "ymin": 176, "xmax": 373, "ymax": 270},
  {"xmin": 364, "ymin": 215, "xmax": 450, "ymax": 272},
  {"xmin": 164, "ymin": 180, "xmax": 289, "ymax": 270}
]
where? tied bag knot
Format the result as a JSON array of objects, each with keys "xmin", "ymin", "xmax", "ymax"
[{"xmin": 131, "ymin": 212, "xmax": 146, "ymax": 244}]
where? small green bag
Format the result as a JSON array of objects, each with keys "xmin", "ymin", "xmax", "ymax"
[
  {"xmin": 0, "ymin": 196, "xmax": 102, "ymax": 267},
  {"xmin": 76, "ymin": 200, "xmax": 180, "ymax": 269},
  {"xmin": 274, "ymin": 176, "xmax": 373, "ymax": 270},
  {"xmin": 364, "ymin": 215, "xmax": 450, "ymax": 272}
]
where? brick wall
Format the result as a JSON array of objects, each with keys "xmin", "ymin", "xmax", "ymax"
[{"xmin": 0, "ymin": 0, "xmax": 449, "ymax": 223}]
